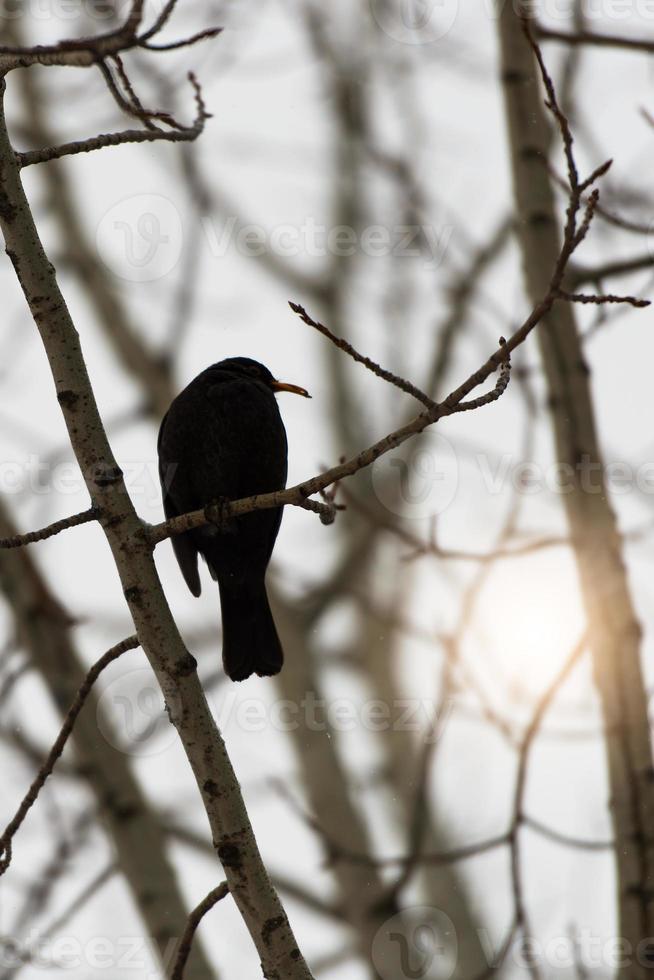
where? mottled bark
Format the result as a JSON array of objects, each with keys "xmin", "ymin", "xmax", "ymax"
[
  {"xmin": 0, "ymin": 499, "xmax": 217, "ymax": 980},
  {"xmin": 497, "ymin": 7, "xmax": 654, "ymax": 970},
  {"xmin": 0, "ymin": 77, "xmax": 313, "ymax": 979}
]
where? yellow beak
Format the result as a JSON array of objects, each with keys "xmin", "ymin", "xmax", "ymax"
[{"xmin": 271, "ymin": 380, "xmax": 311, "ymax": 398}]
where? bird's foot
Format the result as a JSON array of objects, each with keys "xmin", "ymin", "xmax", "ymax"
[{"xmin": 204, "ymin": 496, "xmax": 237, "ymax": 535}]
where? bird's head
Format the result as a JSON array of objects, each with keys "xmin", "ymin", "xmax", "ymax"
[{"xmin": 216, "ymin": 357, "xmax": 311, "ymax": 398}]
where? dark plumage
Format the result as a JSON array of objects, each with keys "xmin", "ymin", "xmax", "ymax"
[{"xmin": 157, "ymin": 357, "xmax": 309, "ymax": 681}]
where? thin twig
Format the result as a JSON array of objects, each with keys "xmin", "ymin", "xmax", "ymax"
[
  {"xmin": 0, "ymin": 863, "xmax": 117, "ymax": 968},
  {"xmin": 558, "ymin": 289, "xmax": 649, "ymax": 308},
  {"xmin": 148, "ymin": 60, "xmax": 639, "ymax": 548},
  {"xmin": 570, "ymin": 254, "xmax": 654, "ymax": 288},
  {"xmin": 342, "ymin": 487, "xmax": 568, "ymax": 563},
  {"xmin": 523, "ymin": 815, "xmax": 614, "ymax": 852},
  {"xmin": 508, "ymin": 634, "xmax": 588, "ymax": 980},
  {"xmin": 0, "ymin": 507, "xmax": 98, "ymax": 549},
  {"xmin": 0, "ymin": 0, "xmax": 219, "ymax": 69},
  {"xmin": 17, "ymin": 74, "xmax": 210, "ymax": 168},
  {"xmin": 143, "ymin": 28, "xmax": 222, "ymax": 52},
  {"xmin": 0, "ymin": 636, "xmax": 140, "ymax": 876},
  {"xmin": 535, "ymin": 22, "xmax": 654, "ymax": 53},
  {"xmin": 289, "ymin": 300, "xmax": 437, "ymax": 409},
  {"xmin": 170, "ymin": 883, "xmax": 229, "ymax": 980},
  {"xmin": 453, "ymin": 338, "xmax": 512, "ymax": 412}
]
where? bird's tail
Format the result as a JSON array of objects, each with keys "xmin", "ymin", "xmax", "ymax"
[{"xmin": 218, "ymin": 578, "xmax": 284, "ymax": 681}]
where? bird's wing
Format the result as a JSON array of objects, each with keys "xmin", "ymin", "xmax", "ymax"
[
  {"xmin": 158, "ymin": 411, "xmax": 202, "ymax": 598},
  {"xmin": 163, "ymin": 493, "xmax": 202, "ymax": 598}
]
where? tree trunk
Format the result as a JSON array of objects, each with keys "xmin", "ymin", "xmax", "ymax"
[{"xmin": 497, "ymin": 6, "xmax": 654, "ymax": 970}]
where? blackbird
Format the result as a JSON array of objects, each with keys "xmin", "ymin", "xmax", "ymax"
[{"xmin": 157, "ymin": 357, "xmax": 310, "ymax": 681}]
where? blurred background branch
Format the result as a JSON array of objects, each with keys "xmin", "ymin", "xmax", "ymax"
[{"xmin": 1, "ymin": 2, "xmax": 654, "ymax": 978}]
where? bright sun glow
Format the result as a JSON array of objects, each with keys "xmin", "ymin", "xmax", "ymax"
[{"xmin": 468, "ymin": 553, "xmax": 586, "ymax": 705}]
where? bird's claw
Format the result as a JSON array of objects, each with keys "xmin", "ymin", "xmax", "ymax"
[{"xmin": 205, "ymin": 496, "xmax": 236, "ymax": 534}]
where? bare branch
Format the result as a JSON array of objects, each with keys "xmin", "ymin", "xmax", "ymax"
[
  {"xmin": 0, "ymin": 0, "xmax": 220, "ymax": 70},
  {"xmin": 535, "ymin": 22, "xmax": 654, "ymax": 53},
  {"xmin": 570, "ymin": 254, "xmax": 654, "ymax": 287},
  {"xmin": 342, "ymin": 488, "xmax": 569, "ymax": 563},
  {"xmin": 452, "ymin": 338, "xmax": 512, "ymax": 412},
  {"xmin": 502, "ymin": 16, "xmax": 654, "ymax": 943},
  {"xmin": 508, "ymin": 635, "xmax": 588, "ymax": 978},
  {"xmin": 137, "ymin": 0, "xmax": 180, "ymax": 43},
  {"xmin": 0, "ymin": 862, "xmax": 117, "ymax": 969},
  {"xmin": 523, "ymin": 815, "xmax": 614, "ymax": 852},
  {"xmin": 558, "ymin": 288, "xmax": 650, "ymax": 308},
  {"xmin": 170, "ymin": 884, "xmax": 230, "ymax": 980},
  {"xmin": 0, "ymin": 0, "xmax": 147, "ymax": 67},
  {"xmin": 17, "ymin": 73, "xmax": 210, "ymax": 168},
  {"xmin": 0, "ymin": 636, "xmax": 140, "ymax": 876},
  {"xmin": 0, "ymin": 71, "xmax": 314, "ymax": 976},
  {"xmin": 142, "ymin": 28, "xmax": 222, "ymax": 52},
  {"xmin": 289, "ymin": 300, "xmax": 437, "ymax": 409},
  {"xmin": 0, "ymin": 507, "xmax": 98, "ymax": 549},
  {"xmin": 550, "ymin": 166, "xmax": 653, "ymax": 236}
]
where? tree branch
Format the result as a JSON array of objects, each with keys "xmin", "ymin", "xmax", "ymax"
[
  {"xmin": 171, "ymin": 884, "xmax": 230, "ymax": 980},
  {"xmin": 0, "ymin": 75, "xmax": 315, "ymax": 980},
  {"xmin": 499, "ymin": 11, "xmax": 654, "ymax": 968},
  {"xmin": 535, "ymin": 23, "xmax": 654, "ymax": 53},
  {"xmin": 0, "ymin": 0, "xmax": 220, "ymax": 70},
  {"xmin": 0, "ymin": 507, "xmax": 98, "ymax": 549},
  {"xmin": 289, "ymin": 300, "xmax": 437, "ymax": 409},
  {"xmin": 16, "ymin": 73, "xmax": 210, "ymax": 168},
  {"xmin": 0, "ymin": 635, "xmax": 139, "ymax": 875}
]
